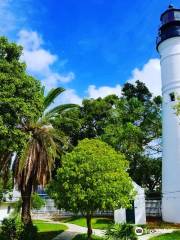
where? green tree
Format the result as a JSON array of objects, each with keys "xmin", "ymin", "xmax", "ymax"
[
  {"xmin": 13, "ymin": 87, "xmax": 77, "ymax": 225},
  {"xmin": 0, "ymin": 37, "xmax": 44, "ymax": 180},
  {"xmin": 54, "ymin": 95, "xmax": 117, "ymax": 147},
  {"xmin": 102, "ymin": 81, "xmax": 162, "ymax": 191},
  {"xmin": 48, "ymin": 139, "xmax": 134, "ymax": 240},
  {"xmin": 31, "ymin": 193, "xmax": 45, "ymax": 210},
  {"xmin": 54, "ymin": 81, "xmax": 162, "ymax": 192}
]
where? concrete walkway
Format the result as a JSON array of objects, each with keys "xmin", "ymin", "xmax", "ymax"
[
  {"xmin": 52, "ymin": 223, "xmax": 105, "ymax": 240},
  {"xmin": 44, "ymin": 219, "xmax": 177, "ymax": 240}
]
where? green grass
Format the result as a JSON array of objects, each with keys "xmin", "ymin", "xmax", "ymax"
[
  {"xmin": 33, "ymin": 220, "xmax": 68, "ymax": 240},
  {"xmin": 63, "ymin": 217, "xmax": 113, "ymax": 230},
  {"xmin": 150, "ymin": 231, "xmax": 180, "ymax": 240},
  {"xmin": 73, "ymin": 234, "xmax": 104, "ymax": 240}
]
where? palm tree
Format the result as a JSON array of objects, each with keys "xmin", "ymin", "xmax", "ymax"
[{"xmin": 13, "ymin": 87, "xmax": 77, "ymax": 225}]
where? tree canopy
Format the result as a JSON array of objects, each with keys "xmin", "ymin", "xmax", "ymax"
[
  {"xmin": 55, "ymin": 81, "xmax": 162, "ymax": 193},
  {"xmin": 0, "ymin": 37, "xmax": 44, "ymax": 179},
  {"xmin": 48, "ymin": 138, "xmax": 134, "ymax": 239},
  {"xmin": 102, "ymin": 81, "xmax": 162, "ymax": 192}
]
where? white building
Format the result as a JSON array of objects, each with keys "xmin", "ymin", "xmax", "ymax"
[
  {"xmin": 0, "ymin": 189, "xmax": 20, "ymax": 222},
  {"xmin": 114, "ymin": 182, "xmax": 146, "ymax": 224},
  {"xmin": 157, "ymin": 5, "xmax": 180, "ymax": 223}
]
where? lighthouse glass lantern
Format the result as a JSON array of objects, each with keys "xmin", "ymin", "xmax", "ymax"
[{"xmin": 157, "ymin": 5, "xmax": 180, "ymax": 223}]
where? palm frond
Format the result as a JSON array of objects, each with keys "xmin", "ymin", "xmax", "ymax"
[
  {"xmin": 44, "ymin": 87, "xmax": 65, "ymax": 110},
  {"xmin": 45, "ymin": 104, "xmax": 79, "ymax": 118}
]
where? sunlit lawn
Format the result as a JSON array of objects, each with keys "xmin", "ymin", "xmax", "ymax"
[
  {"xmin": 34, "ymin": 220, "xmax": 68, "ymax": 240},
  {"xmin": 63, "ymin": 217, "xmax": 113, "ymax": 230},
  {"xmin": 150, "ymin": 231, "xmax": 180, "ymax": 240}
]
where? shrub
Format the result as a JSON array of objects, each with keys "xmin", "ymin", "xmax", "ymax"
[
  {"xmin": 31, "ymin": 192, "xmax": 45, "ymax": 210},
  {"xmin": 1, "ymin": 217, "xmax": 38, "ymax": 240},
  {"xmin": 1, "ymin": 217, "xmax": 24, "ymax": 240},
  {"xmin": 105, "ymin": 223, "xmax": 137, "ymax": 240}
]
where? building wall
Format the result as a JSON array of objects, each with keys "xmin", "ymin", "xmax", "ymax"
[
  {"xmin": 158, "ymin": 37, "xmax": 180, "ymax": 223},
  {"xmin": 0, "ymin": 203, "xmax": 13, "ymax": 222},
  {"xmin": 114, "ymin": 182, "xmax": 146, "ymax": 225}
]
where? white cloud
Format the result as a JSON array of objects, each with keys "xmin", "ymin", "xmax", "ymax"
[
  {"xmin": 22, "ymin": 49, "xmax": 57, "ymax": 73},
  {"xmin": 85, "ymin": 58, "xmax": 161, "ymax": 100},
  {"xmin": 43, "ymin": 72, "xmax": 75, "ymax": 90},
  {"xmin": 17, "ymin": 29, "xmax": 75, "ymax": 89},
  {"xmin": 87, "ymin": 84, "xmax": 122, "ymax": 99},
  {"xmin": 18, "ymin": 30, "xmax": 43, "ymax": 50},
  {"xmin": 128, "ymin": 58, "xmax": 161, "ymax": 96},
  {"xmin": 60, "ymin": 89, "xmax": 82, "ymax": 105}
]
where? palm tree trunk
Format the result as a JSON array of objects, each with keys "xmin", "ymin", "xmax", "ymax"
[
  {"xmin": 21, "ymin": 181, "xmax": 32, "ymax": 225},
  {"xmin": 86, "ymin": 214, "xmax": 92, "ymax": 240}
]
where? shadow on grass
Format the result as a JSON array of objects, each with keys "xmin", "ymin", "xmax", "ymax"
[
  {"xmin": 63, "ymin": 216, "xmax": 81, "ymax": 223},
  {"xmin": 37, "ymin": 230, "xmax": 64, "ymax": 240},
  {"xmin": 73, "ymin": 234, "xmax": 104, "ymax": 240},
  {"xmin": 95, "ymin": 219, "xmax": 113, "ymax": 224}
]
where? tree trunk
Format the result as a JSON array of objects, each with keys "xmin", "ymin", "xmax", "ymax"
[
  {"xmin": 21, "ymin": 182, "xmax": 32, "ymax": 225},
  {"xmin": 86, "ymin": 214, "xmax": 92, "ymax": 240}
]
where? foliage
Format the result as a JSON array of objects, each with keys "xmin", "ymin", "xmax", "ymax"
[
  {"xmin": 31, "ymin": 193, "xmax": 45, "ymax": 210},
  {"xmin": 13, "ymin": 86, "xmax": 77, "ymax": 225},
  {"xmin": 54, "ymin": 95, "xmax": 117, "ymax": 147},
  {"xmin": 105, "ymin": 223, "xmax": 137, "ymax": 240},
  {"xmin": 0, "ymin": 37, "xmax": 44, "ymax": 181},
  {"xmin": 56, "ymin": 81, "xmax": 162, "ymax": 193},
  {"xmin": 102, "ymin": 81, "xmax": 162, "ymax": 191},
  {"xmin": 49, "ymin": 138, "xmax": 134, "ymax": 213},
  {"xmin": 0, "ymin": 219, "xmax": 67, "ymax": 240},
  {"xmin": 48, "ymin": 138, "xmax": 134, "ymax": 239},
  {"xmin": 1, "ymin": 217, "xmax": 24, "ymax": 240},
  {"xmin": 0, "ymin": 217, "xmax": 41, "ymax": 240}
]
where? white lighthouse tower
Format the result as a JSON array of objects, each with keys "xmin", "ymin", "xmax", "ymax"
[{"xmin": 157, "ymin": 5, "xmax": 180, "ymax": 223}]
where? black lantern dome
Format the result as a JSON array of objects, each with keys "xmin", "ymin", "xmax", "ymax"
[{"xmin": 157, "ymin": 5, "xmax": 180, "ymax": 49}]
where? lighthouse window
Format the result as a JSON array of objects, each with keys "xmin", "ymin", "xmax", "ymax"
[
  {"xmin": 169, "ymin": 92, "xmax": 175, "ymax": 102},
  {"xmin": 162, "ymin": 11, "xmax": 174, "ymax": 24},
  {"xmin": 174, "ymin": 11, "xmax": 180, "ymax": 20}
]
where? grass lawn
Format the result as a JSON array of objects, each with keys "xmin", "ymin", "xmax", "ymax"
[
  {"xmin": 73, "ymin": 234, "xmax": 104, "ymax": 240},
  {"xmin": 33, "ymin": 220, "xmax": 68, "ymax": 240},
  {"xmin": 63, "ymin": 217, "xmax": 113, "ymax": 230},
  {"xmin": 150, "ymin": 231, "xmax": 180, "ymax": 239}
]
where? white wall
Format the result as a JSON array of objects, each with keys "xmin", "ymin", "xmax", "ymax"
[
  {"xmin": 114, "ymin": 208, "xmax": 126, "ymax": 224},
  {"xmin": 114, "ymin": 182, "xmax": 146, "ymax": 225},
  {"xmin": 158, "ymin": 37, "xmax": 180, "ymax": 223},
  {"xmin": 0, "ymin": 204, "xmax": 13, "ymax": 222}
]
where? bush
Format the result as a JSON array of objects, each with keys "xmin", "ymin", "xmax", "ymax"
[
  {"xmin": 105, "ymin": 223, "xmax": 137, "ymax": 240},
  {"xmin": 1, "ymin": 217, "xmax": 24, "ymax": 240},
  {"xmin": 1, "ymin": 217, "xmax": 38, "ymax": 240},
  {"xmin": 31, "ymin": 193, "xmax": 45, "ymax": 210}
]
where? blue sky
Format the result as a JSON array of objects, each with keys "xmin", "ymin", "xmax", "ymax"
[{"xmin": 0, "ymin": 0, "xmax": 179, "ymax": 103}]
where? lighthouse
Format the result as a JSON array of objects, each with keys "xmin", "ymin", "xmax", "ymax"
[{"xmin": 157, "ymin": 5, "xmax": 180, "ymax": 223}]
